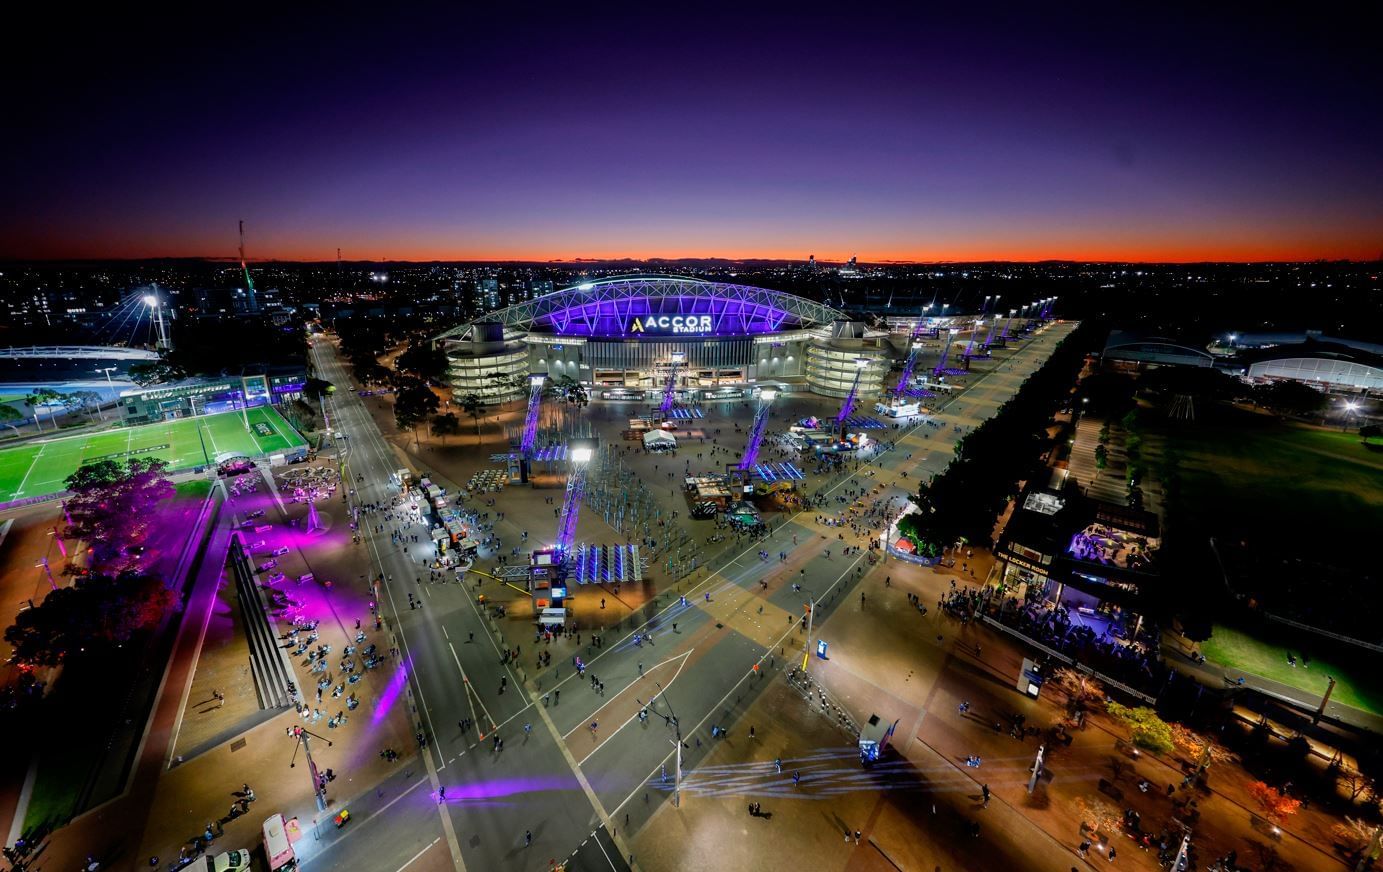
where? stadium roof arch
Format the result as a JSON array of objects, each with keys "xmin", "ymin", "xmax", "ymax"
[
  {"xmin": 0, "ymin": 345, "xmax": 159, "ymax": 361},
  {"xmin": 435, "ymin": 275, "xmax": 846, "ymax": 341}
]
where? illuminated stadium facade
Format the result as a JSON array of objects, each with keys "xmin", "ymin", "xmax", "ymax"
[{"xmin": 435, "ymin": 276, "xmax": 893, "ymax": 404}]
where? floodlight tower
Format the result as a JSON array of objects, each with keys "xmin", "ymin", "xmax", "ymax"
[
  {"xmin": 934, "ymin": 328, "xmax": 955, "ymax": 375},
  {"xmin": 555, "ymin": 437, "xmax": 598, "ymax": 554},
  {"xmin": 660, "ymin": 351, "xmax": 686, "ymax": 416},
  {"xmin": 835, "ymin": 357, "xmax": 872, "ymax": 429},
  {"xmin": 981, "ymin": 314, "xmax": 999, "ymax": 349},
  {"xmin": 895, "ymin": 342, "xmax": 922, "ymax": 395},
  {"xmin": 521, "ymin": 373, "xmax": 547, "ymax": 455},
  {"xmin": 239, "ymin": 219, "xmax": 259, "ymax": 314},
  {"xmin": 1002, "ymin": 308, "xmax": 1017, "ymax": 339},
  {"xmin": 738, "ymin": 387, "xmax": 778, "ymax": 469},
  {"xmin": 142, "ymin": 287, "xmax": 171, "ymax": 350}
]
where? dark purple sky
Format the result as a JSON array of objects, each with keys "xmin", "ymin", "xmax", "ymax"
[{"xmin": 4, "ymin": 4, "xmax": 1381, "ymax": 262}]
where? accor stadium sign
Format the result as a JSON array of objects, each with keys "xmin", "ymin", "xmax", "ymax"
[{"xmin": 628, "ymin": 315, "xmax": 713, "ymax": 335}]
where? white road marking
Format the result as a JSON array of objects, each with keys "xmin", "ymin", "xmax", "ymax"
[{"xmin": 397, "ymin": 837, "xmax": 441, "ymax": 872}]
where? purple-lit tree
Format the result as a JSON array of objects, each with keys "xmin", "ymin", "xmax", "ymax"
[{"xmin": 64, "ymin": 458, "xmax": 175, "ymax": 575}]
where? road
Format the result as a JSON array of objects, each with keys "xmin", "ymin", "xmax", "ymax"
[{"xmin": 306, "ymin": 322, "xmax": 1073, "ymax": 871}]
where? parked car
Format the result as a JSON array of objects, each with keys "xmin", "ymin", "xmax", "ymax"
[
  {"xmin": 690, "ymin": 501, "xmax": 718, "ymax": 520},
  {"xmin": 266, "ymin": 572, "xmax": 287, "ymax": 584},
  {"xmin": 272, "ymin": 546, "xmax": 290, "ymax": 556},
  {"xmin": 204, "ymin": 849, "xmax": 251, "ymax": 872},
  {"xmin": 257, "ymin": 560, "xmax": 278, "ymax": 573}
]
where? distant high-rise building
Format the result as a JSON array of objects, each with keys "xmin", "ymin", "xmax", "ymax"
[
  {"xmin": 807, "ymin": 254, "xmax": 817, "ymax": 271},
  {"xmin": 847, "ymin": 254, "xmax": 857, "ymax": 270},
  {"xmin": 479, "ymin": 278, "xmax": 500, "ymax": 311}
]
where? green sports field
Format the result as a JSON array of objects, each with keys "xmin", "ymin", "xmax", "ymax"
[
  {"xmin": 0, "ymin": 406, "xmax": 305, "ymax": 503},
  {"xmin": 1201, "ymin": 623, "xmax": 1383, "ymax": 717}
]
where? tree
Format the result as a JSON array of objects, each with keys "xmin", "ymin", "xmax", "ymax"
[
  {"xmin": 1093, "ymin": 444, "xmax": 1108, "ymax": 470},
  {"xmin": 0, "ymin": 404, "xmax": 23, "ymax": 432},
  {"xmin": 553, "ymin": 375, "xmax": 588, "ymax": 409},
  {"xmin": 392, "ymin": 379, "xmax": 440, "ymax": 446},
  {"xmin": 64, "ymin": 458, "xmax": 176, "ymax": 574},
  {"xmin": 1331, "ymin": 816, "xmax": 1380, "ymax": 858},
  {"xmin": 1169, "ymin": 724, "xmax": 1235, "ymax": 769},
  {"xmin": 1254, "ymin": 381, "xmax": 1324, "ymax": 418},
  {"xmin": 1105, "ymin": 702, "xmax": 1175, "ymax": 754},
  {"xmin": 458, "ymin": 392, "xmax": 485, "ymax": 444},
  {"xmin": 65, "ymin": 390, "xmax": 104, "ymax": 422},
  {"xmin": 305, "ymin": 376, "xmax": 334, "ymax": 398},
  {"xmin": 1048, "ymin": 667, "xmax": 1105, "ymax": 712},
  {"xmin": 1075, "ymin": 796, "xmax": 1122, "ymax": 840},
  {"xmin": 3, "ymin": 572, "xmax": 175, "ymax": 666},
  {"xmin": 128, "ymin": 359, "xmax": 186, "ymax": 386},
  {"xmin": 395, "ymin": 341, "xmax": 449, "ymax": 383},
  {"xmin": 23, "ymin": 388, "xmax": 62, "ymax": 430},
  {"xmin": 430, "ymin": 412, "xmax": 462, "ymax": 445},
  {"xmin": 1247, "ymin": 781, "xmax": 1302, "ymax": 825}
]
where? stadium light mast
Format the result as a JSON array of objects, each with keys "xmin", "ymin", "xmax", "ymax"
[
  {"xmin": 555, "ymin": 436, "xmax": 597, "ymax": 554},
  {"xmin": 521, "ymin": 373, "xmax": 547, "ymax": 456},
  {"xmin": 835, "ymin": 357, "xmax": 872, "ymax": 434},
  {"xmin": 738, "ymin": 386, "xmax": 777, "ymax": 470},
  {"xmin": 142, "ymin": 288, "xmax": 170, "ymax": 350}
]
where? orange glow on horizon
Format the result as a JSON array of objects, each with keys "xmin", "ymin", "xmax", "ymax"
[{"xmin": 46, "ymin": 242, "xmax": 1380, "ymax": 265}]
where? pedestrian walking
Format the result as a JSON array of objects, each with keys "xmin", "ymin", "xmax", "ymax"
[
  {"xmin": 981, "ymin": 783, "xmax": 990, "ymax": 807},
  {"xmin": 524, "ymin": 830, "xmax": 532, "ymax": 847}
]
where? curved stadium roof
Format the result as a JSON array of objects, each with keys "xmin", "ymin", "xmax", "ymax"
[{"xmin": 437, "ymin": 276, "xmax": 845, "ymax": 340}]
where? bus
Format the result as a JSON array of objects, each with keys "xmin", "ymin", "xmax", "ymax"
[{"xmin": 263, "ymin": 814, "xmax": 297, "ymax": 870}]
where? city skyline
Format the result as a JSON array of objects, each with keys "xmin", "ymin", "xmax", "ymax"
[{"xmin": 3, "ymin": 6, "xmax": 1380, "ymax": 264}]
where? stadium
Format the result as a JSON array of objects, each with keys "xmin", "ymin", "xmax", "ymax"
[{"xmin": 434, "ymin": 276, "xmax": 898, "ymax": 404}]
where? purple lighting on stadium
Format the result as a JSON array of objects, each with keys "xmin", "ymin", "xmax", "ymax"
[{"xmin": 533, "ymin": 288, "xmax": 801, "ymax": 338}]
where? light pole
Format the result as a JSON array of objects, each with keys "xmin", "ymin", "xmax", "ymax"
[
  {"xmin": 288, "ymin": 724, "xmax": 333, "ymax": 812},
  {"xmin": 94, "ymin": 366, "xmax": 117, "ymax": 420},
  {"xmin": 799, "ymin": 589, "xmax": 818, "ymax": 673},
  {"xmin": 637, "ymin": 681, "xmax": 688, "ymax": 808},
  {"xmin": 1342, "ymin": 400, "xmax": 1359, "ymax": 432}
]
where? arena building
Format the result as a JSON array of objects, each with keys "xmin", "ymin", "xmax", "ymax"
[{"xmin": 434, "ymin": 276, "xmax": 895, "ymax": 403}]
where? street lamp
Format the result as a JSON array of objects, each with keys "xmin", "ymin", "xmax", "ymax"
[
  {"xmin": 637, "ymin": 681, "xmax": 687, "ymax": 808},
  {"xmin": 1342, "ymin": 400, "xmax": 1360, "ymax": 432},
  {"xmin": 93, "ymin": 366, "xmax": 117, "ymax": 420}
]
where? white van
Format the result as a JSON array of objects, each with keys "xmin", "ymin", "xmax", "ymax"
[{"xmin": 204, "ymin": 850, "xmax": 251, "ymax": 872}]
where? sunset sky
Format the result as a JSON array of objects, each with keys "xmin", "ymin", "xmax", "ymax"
[{"xmin": 4, "ymin": 5, "xmax": 1380, "ymax": 263}]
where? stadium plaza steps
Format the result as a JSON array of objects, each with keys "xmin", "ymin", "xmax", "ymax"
[{"xmin": 226, "ymin": 535, "xmax": 297, "ymax": 710}]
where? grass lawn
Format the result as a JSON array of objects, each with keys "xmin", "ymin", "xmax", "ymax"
[
  {"xmin": 1200, "ymin": 623, "xmax": 1383, "ymax": 717},
  {"xmin": 1166, "ymin": 407, "xmax": 1383, "ymax": 547},
  {"xmin": 0, "ymin": 406, "xmax": 305, "ymax": 503}
]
